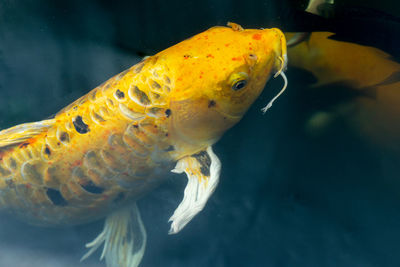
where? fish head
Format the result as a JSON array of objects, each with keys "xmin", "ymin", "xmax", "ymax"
[{"xmin": 164, "ymin": 23, "xmax": 287, "ymax": 147}]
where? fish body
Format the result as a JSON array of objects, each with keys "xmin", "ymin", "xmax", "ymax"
[
  {"xmin": 0, "ymin": 23, "xmax": 287, "ymax": 266},
  {"xmin": 286, "ymin": 32, "xmax": 399, "ymax": 88},
  {"xmin": 0, "ymin": 51, "xmax": 177, "ymax": 226},
  {"xmin": 287, "ymin": 31, "xmax": 400, "ymax": 150}
]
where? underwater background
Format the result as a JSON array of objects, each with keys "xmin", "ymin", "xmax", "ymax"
[{"xmin": 0, "ymin": 0, "xmax": 400, "ymax": 266}]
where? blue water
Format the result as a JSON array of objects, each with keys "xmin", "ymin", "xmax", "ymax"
[{"xmin": 1, "ymin": 0, "xmax": 400, "ymax": 266}]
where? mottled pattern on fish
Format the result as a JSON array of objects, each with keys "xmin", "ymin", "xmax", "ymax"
[
  {"xmin": 0, "ymin": 23, "xmax": 287, "ymax": 244},
  {"xmin": 0, "ymin": 56, "xmax": 177, "ymax": 226},
  {"xmin": 0, "ymin": 23, "xmax": 288, "ymax": 267}
]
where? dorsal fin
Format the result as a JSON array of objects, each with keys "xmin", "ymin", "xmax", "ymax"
[{"xmin": 0, "ymin": 119, "xmax": 55, "ymax": 149}]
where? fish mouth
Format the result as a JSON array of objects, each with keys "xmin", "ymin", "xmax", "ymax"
[
  {"xmin": 275, "ymin": 28, "xmax": 288, "ymax": 74},
  {"xmin": 268, "ymin": 27, "xmax": 288, "ymax": 74},
  {"xmin": 281, "ymin": 53, "xmax": 288, "ymax": 72}
]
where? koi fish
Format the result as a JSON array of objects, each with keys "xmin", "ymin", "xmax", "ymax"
[
  {"xmin": 0, "ymin": 23, "xmax": 287, "ymax": 266},
  {"xmin": 286, "ymin": 31, "xmax": 400, "ymax": 150}
]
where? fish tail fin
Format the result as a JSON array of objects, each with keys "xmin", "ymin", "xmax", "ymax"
[{"xmin": 81, "ymin": 203, "xmax": 147, "ymax": 267}]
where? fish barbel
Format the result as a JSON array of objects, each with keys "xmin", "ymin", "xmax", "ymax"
[{"xmin": 0, "ymin": 23, "xmax": 287, "ymax": 266}]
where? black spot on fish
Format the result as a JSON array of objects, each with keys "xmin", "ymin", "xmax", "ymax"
[
  {"xmin": 183, "ymin": 54, "xmax": 191, "ymax": 59},
  {"xmin": 115, "ymin": 89, "xmax": 125, "ymax": 99},
  {"xmin": 165, "ymin": 109, "xmax": 171, "ymax": 117},
  {"xmin": 73, "ymin": 116, "xmax": 89, "ymax": 134},
  {"xmin": 165, "ymin": 145, "xmax": 175, "ymax": 152},
  {"xmin": 59, "ymin": 132, "xmax": 70, "ymax": 142},
  {"xmin": 46, "ymin": 188, "xmax": 68, "ymax": 206},
  {"xmin": 208, "ymin": 100, "xmax": 216, "ymax": 108},
  {"xmin": 44, "ymin": 146, "xmax": 51, "ymax": 156},
  {"xmin": 133, "ymin": 86, "xmax": 151, "ymax": 105},
  {"xmin": 81, "ymin": 181, "xmax": 104, "ymax": 194},
  {"xmin": 19, "ymin": 142, "xmax": 29, "ymax": 148},
  {"xmin": 193, "ymin": 151, "xmax": 211, "ymax": 176},
  {"xmin": 113, "ymin": 192, "xmax": 125, "ymax": 204}
]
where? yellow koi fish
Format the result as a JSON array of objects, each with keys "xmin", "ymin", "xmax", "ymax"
[
  {"xmin": 0, "ymin": 23, "xmax": 287, "ymax": 266},
  {"xmin": 286, "ymin": 31, "xmax": 400, "ymax": 150}
]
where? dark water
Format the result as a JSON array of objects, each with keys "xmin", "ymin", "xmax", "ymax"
[{"xmin": 0, "ymin": 0, "xmax": 400, "ymax": 266}]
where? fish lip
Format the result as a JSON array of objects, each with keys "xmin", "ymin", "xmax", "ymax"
[{"xmin": 282, "ymin": 53, "xmax": 288, "ymax": 71}]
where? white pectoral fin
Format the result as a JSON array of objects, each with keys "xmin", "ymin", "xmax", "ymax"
[
  {"xmin": 81, "ymin": 203, "xmax": 147, "ymax": 267},
  {"xmin": 169, "ymin": 146, "xmax": 221, "ymax": 234}
]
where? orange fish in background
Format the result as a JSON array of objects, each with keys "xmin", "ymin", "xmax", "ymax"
[
  {"xmin": 286, "ymin": 31, "xmax": 400, "ymax": 151},
  {"xmin": 0, "ymin": 23, "xmax": 287, "ymax": 267},
  {"xmin": 284, "ymin": 0, "xmax": 400, "ymax": 151}
]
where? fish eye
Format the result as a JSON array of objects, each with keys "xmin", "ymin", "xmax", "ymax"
[
  {"xmin": 232, "ymin": 79, "xmax": 248, "ymax": 90},
  {"xmin": 230, "ymin": 72, "xmax": 249, "ymax": 91}
]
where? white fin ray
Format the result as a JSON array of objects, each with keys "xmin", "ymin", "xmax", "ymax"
[
  {"xmin": 169, "ymin": 146, "xmax": 221, "ymax": 234},
  {"xmin": 81, "ymin": 203, "xmax": 146, "ymax": 267}
]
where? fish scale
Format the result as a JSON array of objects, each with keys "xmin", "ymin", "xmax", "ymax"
[{"xmin": 0, "ymin": 56, "xmax": 176, "ymax": 226}]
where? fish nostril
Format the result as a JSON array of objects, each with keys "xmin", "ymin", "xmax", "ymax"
[{"xmin": 248, "ymin": 54, "xmax": 258, "ymax": 62}]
